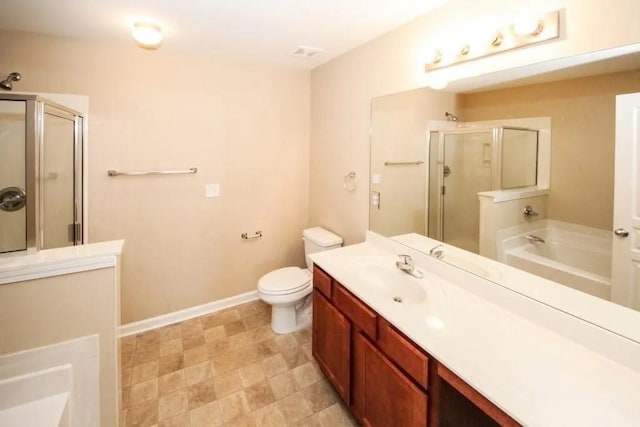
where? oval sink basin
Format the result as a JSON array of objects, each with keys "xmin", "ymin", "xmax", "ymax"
[{"xmin": 350, "ymin": 261, "xmax": 427, "ymax": 304}]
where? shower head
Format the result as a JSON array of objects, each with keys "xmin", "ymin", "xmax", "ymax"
[
  {"xmin": 0, "ymin": 72, "xmax": 21, "ymax": 91},
  {"xmin": 445, "ymin": 111, "xmax": 458, "ymax": 121}
]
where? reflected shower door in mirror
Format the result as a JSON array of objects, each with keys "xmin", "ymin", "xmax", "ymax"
[
  {"xmin": 0, "ymin": 100, "xmax": 27, "ymax": 253},
  {"xmin": 429, "ymin": 130, "xmax": 493, "ymax": 253},
  {"xmin": 427, "ymin": 127, "xmax": 539, "ymax": 254},
  {"xmin": 369, "ymin": 50, "xmax": 640, "ymax": 315}
]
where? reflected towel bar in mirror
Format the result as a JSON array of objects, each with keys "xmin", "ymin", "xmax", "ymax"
[
  {"xmin": 107, "ymin": 167, "xmax": 198, "ymax": 177},
  {"xmin": 384, "ymin": 161, "xmax": 425, "ymax": 166}
]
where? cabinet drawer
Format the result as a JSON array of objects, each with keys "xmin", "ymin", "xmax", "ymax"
[
  {"xmin": 377, "ymin": 318, "xmax": 428, "ymax": 389},
  {"xmin": 333, "ymin": 284, "xmax": 377, "ymax": 339},
  {"xmin": 313, "ymin": 266, "xmax": 332, "ymax": 299}
]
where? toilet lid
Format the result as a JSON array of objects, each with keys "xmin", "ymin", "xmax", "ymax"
[{"xmin": 258, "ymin": 267, "xmax": 311, "ymax": 295}]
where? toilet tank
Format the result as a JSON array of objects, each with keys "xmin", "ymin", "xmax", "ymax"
[{"xmin": 302, "ymin": 227, "xmax": 343, "ymax": 270}]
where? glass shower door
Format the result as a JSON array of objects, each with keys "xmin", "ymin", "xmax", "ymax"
[
  {"xmin": 41, "ymin": 106, "xmax": 78, "ymax": 249},
  {"xmin": 428, "ymin": 131, "xmax": 442, "ymax": 240},
  {"xmin": 0, "ymin": 100, "xmax": 27, "ymax": 253},
  {"xmin": 441, "ymin": 131, "xmax": 493, "ymax": 253}
]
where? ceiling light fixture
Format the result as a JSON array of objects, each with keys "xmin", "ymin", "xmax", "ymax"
[
  {"xmin": 424, "ymin": 10, "xmax": 559, "ymax": 73},
  {"xmin": 132, "ymin": 21, "xmax": 163, "ymax": 49}
]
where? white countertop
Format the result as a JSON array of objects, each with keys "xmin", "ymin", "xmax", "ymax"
[
  {"xmin": 0, "ymin": 240, "xmax": 124, "ymax": 285},
  {"xmin": 310, "ymin": 233, "xmax": 640, "ymax": 426}
]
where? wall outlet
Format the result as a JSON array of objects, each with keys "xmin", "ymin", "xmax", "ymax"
[{"xmin": 206, "ymin": 184, "xmax": 220, "ymax": 198}]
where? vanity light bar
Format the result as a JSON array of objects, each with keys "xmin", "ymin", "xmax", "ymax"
[{"xmin": 424, "ymin": 10, "xmax": 560, "ymax": 72}]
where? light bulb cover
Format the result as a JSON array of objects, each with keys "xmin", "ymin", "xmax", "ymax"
[
  {"xmin": 132, "ymin": 21, "xmax": 163, "ymax": 48},
  {"xmin": 513, "ymin": 16, "xmax": 543, "ymax": 36},
  {"xmin": 425, "ymin": 50, "xmax": 442, "ymax": 65},
  {"xmin": 427, "ymin": 76, "xmax": 449, "ymax": 90}
]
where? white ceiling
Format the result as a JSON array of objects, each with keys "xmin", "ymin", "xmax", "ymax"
[{"xmin": 0, "ymin": 0, "xmax": 446, "ymax": 69}]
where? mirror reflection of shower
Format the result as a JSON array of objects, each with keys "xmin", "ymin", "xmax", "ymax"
[
  {"xmin": 428, "ymin": 127, "xmax": 539, "ymax": 254},
  {"xmin": 444, "ymin": 111, "xmax": 458, "ymax": 121},
  {"xmin": 0, "ymin": 72, "xmax": 21, "ymax": 91}
]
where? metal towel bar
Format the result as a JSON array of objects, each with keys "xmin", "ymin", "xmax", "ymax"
[
  {"xmin": 384, "ymin": 161, "xmax": 424, "ymax": 166},
  {"xmin": 107, "ymin": 167, "xmax": 198, "ymax": 177}
]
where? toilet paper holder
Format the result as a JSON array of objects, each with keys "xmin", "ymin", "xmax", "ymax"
[{"xmin": 242, "ymin": 230, "xmax": 263, "ymax": 240}]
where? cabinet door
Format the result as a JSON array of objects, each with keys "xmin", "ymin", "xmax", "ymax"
[
  {"xmin": 354, "ymin": 332, "xmax": 427, "ymax": 427},
  {"xmin": 312, "ymin": 290, "xmax": 351, "ymax": 403}
]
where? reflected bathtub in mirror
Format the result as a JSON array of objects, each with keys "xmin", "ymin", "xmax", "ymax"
[{"xmin": 497, "ymin": 220, "xmax": 612, "ymax": 300}]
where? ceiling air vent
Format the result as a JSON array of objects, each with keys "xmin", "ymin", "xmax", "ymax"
[{"xmin": 290, "ymin": 46, "xmax": 324, "ymax": 59}]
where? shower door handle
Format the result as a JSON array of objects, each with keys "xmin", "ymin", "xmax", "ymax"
[
  {"xmin": 0, "ymin": 187, "xmax": 26, "ymax": 212},
  {"xmin": 614, "ymin": 228, "xmax": 630, "ymax": 238}
]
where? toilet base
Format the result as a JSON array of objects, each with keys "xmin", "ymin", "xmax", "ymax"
[{"xmin": 270, "ymin": 295, "xmax": 312, "ymax": 335}]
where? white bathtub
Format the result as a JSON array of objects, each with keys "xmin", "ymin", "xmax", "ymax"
[
  {"xmin": 0, "ymin": 365, "xmax": 71, "ymax": 427},
  {"xmin": 497, "ymin": 220, "xmax": 612, "ymax": 300}
]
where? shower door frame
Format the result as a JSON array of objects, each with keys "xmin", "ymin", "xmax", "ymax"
[
  {"xmin": 427, "ymin": 127, "xmax": 499, "ymax": 242},
  {"xmin": 427, "ymin": 126, "xmax": 539, "ymax": 247},
  {"xmin": 0, "ymin": 93, "xmax": 85, "ymax": 253}
]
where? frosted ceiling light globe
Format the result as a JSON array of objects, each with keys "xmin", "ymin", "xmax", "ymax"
[{"xmin": 132, "ymin": 21, "xmax": 163, "ymax": 48}]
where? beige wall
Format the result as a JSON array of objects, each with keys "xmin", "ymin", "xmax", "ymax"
[
  {"xmin": 460, "ymin": 70, "xmax": 640, "ymax": 230},
  {"xmin": 0, "ymin": 268, "xmax": 118, "ymax": 426},
  {"xmin": 310, "ymin": 0, "xmax": 640, "ymax": 245},
  {"xmin": 0, "ymin": 30, "xmax": 310, "ymax": 323},
  {"xmin": 370, "ymin": 88, "xmax": 457, "ymax": 236}
]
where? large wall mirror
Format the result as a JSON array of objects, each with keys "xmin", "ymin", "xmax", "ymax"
[{"xmin": 370, "ymin": 47, "xmax": 640, "ymax": 326}]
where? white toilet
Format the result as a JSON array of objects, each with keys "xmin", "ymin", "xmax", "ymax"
[{"xmin": 257, "ymin": 227, "xmax": 343, "ymax": 334}]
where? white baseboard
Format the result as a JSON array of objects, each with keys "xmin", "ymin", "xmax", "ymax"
[{"xmin": 119, "ymin": 291, "xmax": 259, "ymax": 337}]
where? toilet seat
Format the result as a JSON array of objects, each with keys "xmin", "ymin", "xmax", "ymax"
[{"xmin": 258, "ymin": 267, "xmax": 311, "ymax": 295}]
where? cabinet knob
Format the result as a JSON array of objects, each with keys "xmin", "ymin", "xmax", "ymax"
[{"xmin": 614, "ymin": 228, "xmax": 630, "ymax": 238}]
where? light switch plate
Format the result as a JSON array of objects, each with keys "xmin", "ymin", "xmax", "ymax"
[{"xmin": 206, "ymin": 184, "xmax": 220, "ymax": 198}]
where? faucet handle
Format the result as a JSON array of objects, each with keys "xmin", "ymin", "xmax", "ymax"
[
  {"xmin": 397, "ymin": 254, "xmax": 413, "ymax": 265},
  {"xmin": 523, "ymin": 205, "xmax": 539, "ymax": 216},
  {"xmin": 429, "ymin": 244, "xmax": 444, "ymax": 259}
]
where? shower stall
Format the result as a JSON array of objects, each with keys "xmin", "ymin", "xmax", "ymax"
[
  {"xmin": 0, "ymin": 94, "xmax": 84, "ymax": 254},
  {"xmin": 428, "ymin": 127, "xmax": 538, "ymax": 253}
]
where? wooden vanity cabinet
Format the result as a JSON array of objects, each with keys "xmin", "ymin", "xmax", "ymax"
[
  {"xmin": 312, "ymin": 266, "xmax": 427, "ymax": 425},
  {"xmin": 353, "ymin": 331, "xmax": 428, "ymax": 426},
  {"xmin": 312, "ymin": 266, "xmax": 519, "ymax": 427},
  {"xmin": 312, "ymin": 289, "xmax": 351, "ymax": 403}
]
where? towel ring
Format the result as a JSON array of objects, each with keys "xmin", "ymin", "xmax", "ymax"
[{"xmin": 344, "ymin": 171, "xmax": 357, "ymax": 192}]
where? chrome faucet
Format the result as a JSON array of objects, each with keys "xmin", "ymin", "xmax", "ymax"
[
  {"xmin": 524, "ymin": 234, "xmax": 546, "ymax": 244},
  {"xmin": 396, "ymin": 255, "xmax": 424, "ymax": 278},
  {"xmin": 523, "ymin": 205, "xmax": 539, "ymax": 217},
  {"xmin": 429, "ymin": 244, "xmax": 444, "ymax": 260}
]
